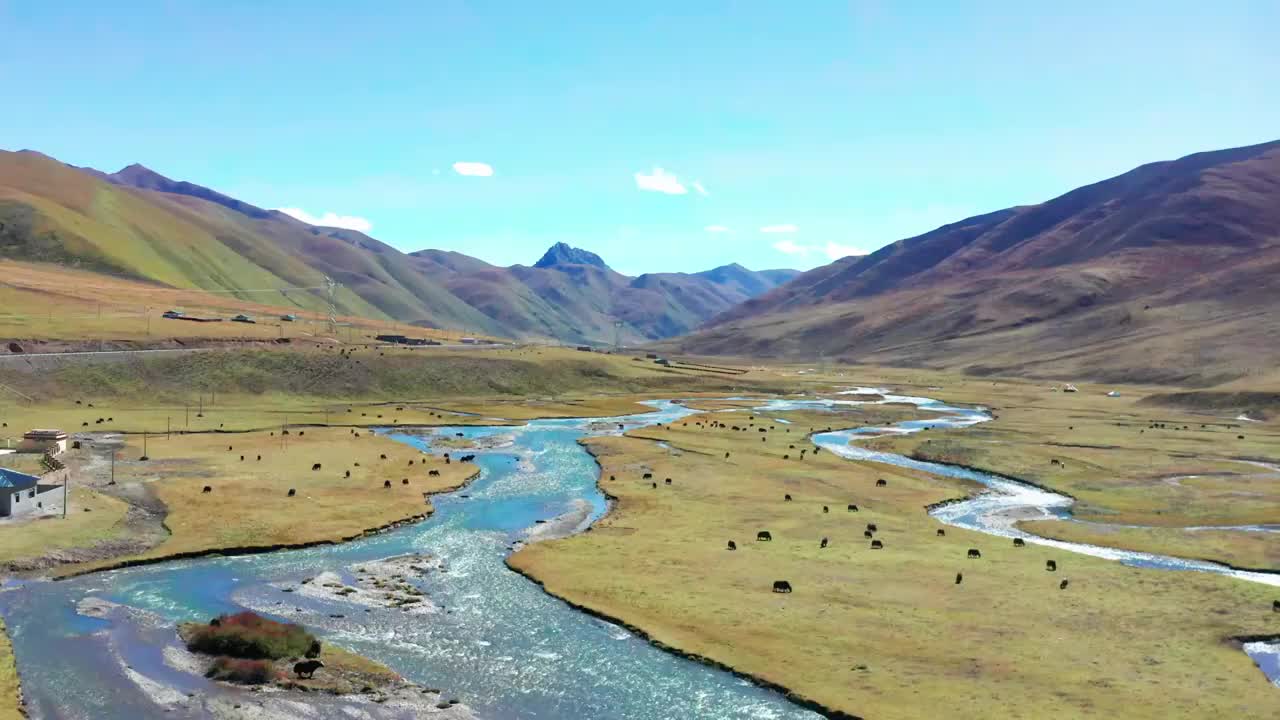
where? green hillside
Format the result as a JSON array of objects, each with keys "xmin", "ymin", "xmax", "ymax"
[{"xmin": 0, "ymin": 150, "xmax": 505, "ymax": 335}]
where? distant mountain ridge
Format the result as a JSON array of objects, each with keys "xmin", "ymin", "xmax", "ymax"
[
  {"xmin": 534, "ymin": 242, "xmax": 609, "ymax": 270},
  {"xmin": 0, "ymin": 150, "xmax": 795, "ymax": 344},
  {"xmin": 669, "ymin": 139, "xmax": 1280, "ymax": 384}
]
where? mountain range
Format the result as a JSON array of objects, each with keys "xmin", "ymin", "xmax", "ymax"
[
  {"xmin": 4, "ymin": 138, "xmax": 1279, "ymax": 384},
  {"xmin": 0, "ymin": 150, "xmax": 796, "ymax": 344},
  {"xmin": 669, "ymin": 139, "xmax": 1280, "ymax": 384}
]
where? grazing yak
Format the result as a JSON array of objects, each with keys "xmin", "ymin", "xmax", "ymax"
[
  {"xmin": 876, "ymin": 478, "xmax": 888, "ymax": 487},
  {"xmin": 967, "ymin": 549, "xmax": 982, "ymax": 559},
  {"xmin": 664, "ymin": 478, "xmax": 672, "ymax": 485},
  {"xmin": 822, "ymin": 505, "xmax": 829, "ymax": 513},
  {"xmin": 345, "ymin": 470, "xmax": 351, "ymax": 478},
  {"xmin": 866, "ymin": 523, "xmax": 878, "ymax": 533},
  {"xmin": 1273, "ymin": 599, "xmax": 1279, "ymax": 612},
  {"xmin": 727, "ymin": 540, "xmax": 737, "ymax": 551},
  {"xmin": 784, "ymin": 494, "xmax": 793, "ymax": 502},
  {"xmin": 772, "ymin": 580, "xmax": 792, "ymax": 594},
  {"xmin": 429, "ymin": 469, "xmax": 441, "ymax": 477},
  {"xmin": 870, "ymin": 539, "xmax": 884, "ymax": 550},
  {"xmin": 937, "ymin": 529, "xmax": 946, "ymax": 537},
  {"xmin": 651, "ymin": 482, "xmax": 657, "ymax": 489},
  {"xmin": 955, "ymin": 573, "xmax": 963, "ymax": 585},
  {"xmin": 820, "ymin": 537, "xmax": 829, "ymax": 549},
  {"xmin": 1046, "ymin": 560, "xmax": 1058, "ymax": 572},
  {"xmin": 847, "ymin": 504, "xmax": 858, "ymax": 512},
  {"xmin": 293, "ymin": 660, "xmax": 325, "ymax": 679},
  {"xmin": 757, "ymin": 531, "xmax": 773, "ymax": 542},
  {"xmin": 202, "ymin": 486, "xmax": 212, "ymax": 493},
  {"xmin": 402, "ymin": 478, "xmax": 410, "ymax": 485},
  {"xmin": 312, "ymin": 463, "xmax": 322, "ymax": 471},
  {"xmin": 1059, "ymin": 579, "xmax": 1070, "ymax": 590},
  {"xmin": 864, "ymin": 531, "xmax": 874, "ymax": 539},
  {"xmin": 1013, "ymin": 538, "xmax": 1026, "ymax": 547},
  {"xmin": 383, "ymin": 480, "xmax": 392, "ymax": 488},
  {"xmin": 288, "ymin": 488, "xmax": 296, "ymax": 497}
]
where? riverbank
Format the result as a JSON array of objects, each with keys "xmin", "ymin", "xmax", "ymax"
[
  {"xmin": 856, "ymin": 372, "xmax": 1280, "ymax": 569},
  {"xmin": 509, "ymin": 403, "xmax": 1280, "ymax": 719},
  {"xmin": 41, "ymin": 427, "xmax": 480, "ymax": 578},
  {"xmin": 0, "ymin": 619, "xmax": 18, "ymax": 720}
]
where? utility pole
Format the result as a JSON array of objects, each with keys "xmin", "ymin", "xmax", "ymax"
[
  {"xmin": 325, "ymin": 275, "xmax": 338, "ymax": 335},
  {"xmin": 62, "ymin": 471, "xmax": 68, "ymax": 519},
  {"xmin": 110, "ymin": 450, "xmax": 116, "ymax": 485},
  {"xmin": 166, "ymin": 416, "xmax": 171, "ymax": 440}
]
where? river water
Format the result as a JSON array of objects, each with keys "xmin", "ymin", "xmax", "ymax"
[{"xmin": 1, "ymin": 392, "xmax": 1276, "ymax": 719}]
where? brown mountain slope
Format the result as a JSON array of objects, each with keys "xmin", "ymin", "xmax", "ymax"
[
  {"xmin": 672, "ymin": 140, "xmax": 1280, "ymax": 385},
  {"xmin": 409, "ymin": 247, "xmax": 798, "ymax": 344}
]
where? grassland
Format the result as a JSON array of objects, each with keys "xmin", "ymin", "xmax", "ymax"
[
  {"xmin": 510, "ymin": 403, "xmax": 1280, "ymax": 719},
  {"xmin": 843, "ymin": 372, "xmax": 1280, "ymax": 568},
  {"xmin": 0, "ymin": 618, "xmax": 17, "ymax": 720},
  {"xmin": 0, "ymin": 487, "xmax": 132, "ymax": 569},
  {"xmin": 56, "ymin": 427, "xmax": 477, "ymax": 575},
  {"xmin": 0, "ymin": 260, "xmax": 481, "ymax": 346}
]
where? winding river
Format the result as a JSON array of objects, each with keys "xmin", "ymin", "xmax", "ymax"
[{"xmin": 1, "ymin": 391, "xmax": 1276, "ymax": 719}]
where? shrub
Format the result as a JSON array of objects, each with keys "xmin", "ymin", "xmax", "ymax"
[
  {"xmin": 206, "ymin": 657, "xmax": 274, "ymax": 685},
  {"xmin": 186, "ymin": 611, "xmax": 316, "ymax": 660}
]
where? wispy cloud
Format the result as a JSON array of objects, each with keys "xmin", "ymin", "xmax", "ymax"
[
  {"xmin": 772, "ymin": 239, "xmax": 808, "ymax": 255},
  {"xmin": 760, "ymin": 224, "xmax": 799, "ymax": 233},
  {"xmin": 704, "ymin": 225, "xmax": 732, "ymax": 233},
  {"xmin": 770, "ymin": 237, "xmax": 867, "ymax": 260},
  {"xmin": 276, "ymin": 207, "xmax": 373, "ymax": 233},
  {"xmin": 634, "ymin": 167, "xmax": 687, "ymax": 195},
  {"xmin": 824, "ymin": 241, "xmax": 867, "ymax": 259},
  {"xmin": 692, "ymin": 180, "xmax": 709, "ymax": 196},
  {"xmin": 453, "ymin": 161, "xmax": 495, "ymax": 177}
]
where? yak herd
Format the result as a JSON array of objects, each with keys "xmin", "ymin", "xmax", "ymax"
[
  {"xmin": 194, "ymin": 442, "xmax": 474, "ymax": 500},
  {"xmin": 642, "ymin": 416, "xmax": 1081, "ymax": 598}
]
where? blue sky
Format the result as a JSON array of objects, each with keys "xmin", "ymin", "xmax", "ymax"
[{"xmin": 2, "ymin": 1, "xmax": 1277, "ymax": 274}]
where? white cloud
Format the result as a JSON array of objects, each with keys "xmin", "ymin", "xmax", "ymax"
[
  {"xmin": 634, "ymin": 167, "xmax": 687, "ymax": 195},
  {"xmin": 453, "ymin": 161, "xmax": 495, "ymax": 177},
  {"xmin": 276, "ymin": 207, "xmax": 373, "ymax": 233},
  {"xmin": 704, "ymin": 225, "xmax": 732, "ymax": 233},
  {"xmin": 759, "ymin": 224, "xmax": 799, "ymax": 233},
  {"xmin": 692, "ymin": 180, "xmax": 709, "ymax": 196},
  {"xmin": 824, "ymin": 241, "xmax": 867, "ymax": 259},
  {"xmin": 772, "ymin": 239, "xmax": 808, "ymax": 255}
]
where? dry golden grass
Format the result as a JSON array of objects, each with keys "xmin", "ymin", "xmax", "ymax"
[
  {"xmin": 0, "ymin": 259, "xmax": 483, "ymax": 344},
  {"xmin": 0, "ymin": 487, "xmax": 131, "ymax": 567},
  {"xmin": 511, "ymin": 407, "xmax": 1280, "ymax": 720},
  {"xmin": 853, "ymin": 373, "xmax": 1280, "ymax": 568},
  {"xmin": 62, "ymin": 427, "xmax": 476, "ymax": 575},
  {"xmin": 1020, "ymin": 520, "xmax": 1280, "ymax": 571},
  {"xmin": 0, "ymin": 618, "xmax": 17, "ymax": 720}
]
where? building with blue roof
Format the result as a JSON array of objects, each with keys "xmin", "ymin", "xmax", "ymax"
[{"xmin": 0, "ymin": 467, "xmax": 50, "ymax": 517}]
